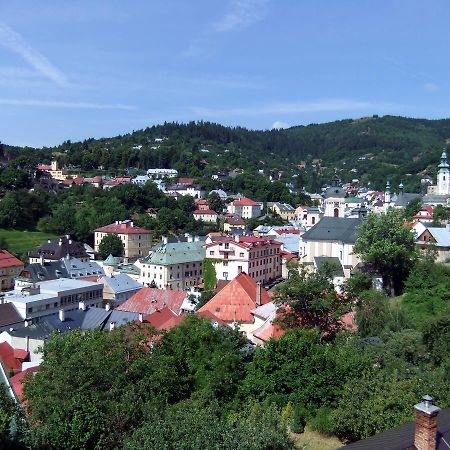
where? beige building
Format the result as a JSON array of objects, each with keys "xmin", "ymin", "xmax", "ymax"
[
  {"xmin": 0, "ymin": 250, "xmax": 24, "ymax": 291},
  {"xmin": 94, "ymin": 220, "xmax": 151, "ymax": 260},
  {"xmin": 299, "ymin": 217, "xmax": 362, "ymax": 278},
  {"xmin": 37, "ymin": 160, "xmax": 69, "ymax": 181},
  {"xmin": 138, "ymin": 236, "xmax": 205, "ymax": 289}
]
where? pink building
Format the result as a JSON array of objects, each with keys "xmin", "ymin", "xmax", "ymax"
[{"xmin": 205, "ymin": 236, "xmax": 282, "ymax": 284}]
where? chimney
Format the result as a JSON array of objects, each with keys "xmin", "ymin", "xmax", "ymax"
[
  {"xmin": 105, "ymin": 303, "xmax": 111, "ymax": 311},
  {"xmin": 58, "ymin": 238, "xmax": 62, "ymax": 246},
  {"xmin": 109, "ymin": 321, "xmax": 116, "ymax": 331},
  {"xmin": 58, "ymin": 309, "xmax": 65, "ymax": 322},
  {"xmin": 187, "ymin": 235, "xmax": 193, "ymax": 243},
  {"xmin": 24, "ymin": 319, "xmax": 30, "ymax": 327},
  {"xmin": 79, "ymin": 301, "xmax": 86, "ymax": 311},
  {"xmin": 138, "ymin": 313, "xmax": 144, "ymax": 323},
  {"xmin": 414, "ymin": 395, "xmax": 441, "ymax": 450},
  {"xmin": 162, "ymin": 236, "xmax": 168, "ymax": 245},
  {"xmin": 256, "ymin": 281, "xmax": 262, "ymax": 306},
  {"xmin": 234, "ymin": 235, "xmax": 239, "ymax": 242}
]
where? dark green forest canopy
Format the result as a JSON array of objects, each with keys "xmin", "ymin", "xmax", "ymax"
[{"xmin": 4, "ymin": 115, "xmax": 450, "ymax": 192}]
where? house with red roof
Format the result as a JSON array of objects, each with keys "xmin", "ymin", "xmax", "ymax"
[
  {"xmin": 0, "ymin": 250, "xmax": 24, "ymax": 290},
  {"xmin": 227, "ymin": 197, "xmax": 262, "ymax": 219},
  {"xmin": 95, "ymin": 220, "xmax": 151, "ymax": 259},
  {"xmin": 413, "ymin": 205, "xmax": 434, "ymax": 223},
  {"xmin": 142, "ymin": 306, "xmax": 184, "ymax": 331},
  {"xmin": 223, "ymin": 217, "xmax": 246, "ymax": 233},
  {"xmin": 250, "ymin": 302, "xmax": 285, "ymax": 345},
  {"xmin": 193, "ymin": 209, "xmax": 218, "ymax": 223},
  {"xmin": 116, "ymin": 287, "xmax": 189, "ymax": 316},
  {"xmin": 194, "ymin": 198, "xmax": 210, "ymax": 211},
  {"xmin": 205, "ymin": 236, "xmax": 282, "ymax": 284},
  {"xmin": 198, "ymin": 272, "xmax": 273, "ymax": 339}
]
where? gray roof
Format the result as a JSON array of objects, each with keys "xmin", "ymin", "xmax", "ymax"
[
  {"xmin": 100, "ymin": 274, "xmax": 142, "ymax": 294},
  {"xmin": 340, "ymin": 406, "xmax": 450, "ymax": 450},
  {"xmin": 426, "ymin": 226, "xmax": 450, "ymax": 247},
  {"xmin": 272, "ymin": 234, "xmax": 300, "ymax": 254},
  {"xmin": 29, "ymin": 235, "xmax": 88, "ymax": 260},
  {"xmin": 301, "ymin": 217, "xmax": 362, "ymax": 244},
  {"xmin": 104, "ymin": 310, "xmax": 139, "ymax": 329},
  {"xmin": 0, "ymin": 303, "xmax": 23, "ymax": 327},
  {"xmin": 314, "ymin": 257, "xmax": 344, "ymax": 277},
  {"xmin": 324, "ymin": 186, "xmax": 346, "ymax": 199},
  {"xmin": 142, "ymin": 240, "xmax": 205, "ymax": 266},
  {"xmin": 392, "ymin": 192, "xmax": 422, "ymax": 208},
  {"xmin": 8, "ymin": 307, "xmax": 110, "ymax": 340}
]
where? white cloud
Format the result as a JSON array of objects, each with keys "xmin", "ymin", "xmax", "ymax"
[
  {"xmin": 0, "ymin": 98, "xmax": 136, "ymax": 110},
  {"xmin": 190, "ymin": 99, "xmax": 384, "ymax": 117},
  {"xmin": 0, "ymin": 21, "xmax": 68, "ymax": 86},
  {"xmin": 424, "ymin": 82, "xmax": 439, "ymax": 92},
  {"xmin": 271, "ymin": 121, "xmax": 290, "ymax": 130},
  {"xmin": 211, "ymin": 0, "xmax": 269, "ymax": 33}
]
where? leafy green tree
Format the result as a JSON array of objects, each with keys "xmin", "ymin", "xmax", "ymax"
[
  {"xmin": 98, "ymin": 234, "xmax": 124, "ymax": 259},
  {"xmin": 343, "ymin": 272, "xmax": 373, "ymax": 300},
  {"xmin": 354, "ymin": 209, "xmax": 418, "ymax": 296},
  {"xmin": 275, "ymin": 265, "xmax": 352, "ymax": 334},
  {"xmin": 403, "ymin": 197, "xmax": 422, "ymax": 219},
  {"xmin": 208, "ymin": 191, "xmax": 224, "ymax": 213},
  {"xmin": 0, "ymin": 383, "xmax": 26, "ymax": 449},
  {"xmin": 177, "ymin": 195, "xmax": 196, "ymax": 213},
  {"xmin": 432, "ymin": 205, "xmax": 450, "ymax": 226}
]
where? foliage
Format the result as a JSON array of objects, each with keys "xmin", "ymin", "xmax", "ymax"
[
  {"xmin": 241, "ymin": 329, "xmax": 369, "ymax": 413},
  {"xmin": 202, "ymin": 258, "xmax": 217, "ymax": 291},
  {"xmin": 208, "ymin": 191, "xmax": 225, "ymax": 213},
  {"xmin": 403, "ymin": 197, "xmax": 422, "ymax": 219},
  {"xmin": 355, "ymin": 290, "xmax": 408, "ymax": 338},
  {"xmin": 423, "ymin": 314, "xmax": 450, "ymax": 366},
  {"xmin": 275, "ymin": 265, "xmax": 352, "ymax": 334},
  {"xmin": 98, "ymin": 233, "xmax": 124, "ymax": 259},
  {"xmin": 354, "ymin": 209, "xmax": 418, "ymax": 296},
  {"xmin": 0, "ymin": 383, "xmax": 26, "ymax": 449},
  {"xmin": 402, "ymin": 261, "xmax": 450, "ymax": 328},
  {"xmin": 291, "ymin": 404, "xmax": 306, "ymax": 434},
  {"xmin": 343, "ymin": 272, "xmax": 373, "ymax": 300},
  {"xmin": 308, "ymin": 406, "xmax": 335, "ymax": 435},
  {"xmin": 125, "ymin": 400, "xmax": 292, "ymax": 450}
]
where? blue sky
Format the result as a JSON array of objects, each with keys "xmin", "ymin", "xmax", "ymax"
[{"xmin": 0, "ymin": 0, "xmax": 449, "ymax": 147}]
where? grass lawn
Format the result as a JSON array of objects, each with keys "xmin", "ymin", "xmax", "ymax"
[
  {"xmin": 290, "ymin": 428, "xmax": 343, "ymax": 450},
  {"xmin": 0, "ymin": 229, "xmax": 57, "ymax": 256}
]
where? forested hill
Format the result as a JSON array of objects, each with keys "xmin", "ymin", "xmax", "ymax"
[{"xmin": 4, "ymin": 115, "xmax": 450, "ymax": 191}]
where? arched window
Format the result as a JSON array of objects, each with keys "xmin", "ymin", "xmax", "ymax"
[{"xmin": 334, "ymin": 208, "xmax": 339, "ymax": 217}]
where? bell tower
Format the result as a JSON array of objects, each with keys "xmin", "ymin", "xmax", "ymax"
[{"xmin": 437, "ymin": 150, "xmax": 450, "ymax": 195}]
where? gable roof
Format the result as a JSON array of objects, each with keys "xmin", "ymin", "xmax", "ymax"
[
  {"xmin": 116, "ymin": 288, "xmax": 187, "ymax": 315},
  {"xmin": 198, "ymin": 272, "xmax": 271, "ymax": 323},
  {"xmin": 95, "ymin": 220, "xmax": 150, "ymax": 235},
  {"xmin": 340, "ymin": 407, "xmax": 450, "ymax": 450},
  {"xmin": 0, "ymin": 341, "xmax": 29, "ymax": 375},
  {"xmin": 99, "ymin": 274, "xmax": 142, "ymax": 294},
  {"xmin": 0, "ymin": 250, "xmax": 23, "ymax": 269},
  {"xmin": 301, "ymin": 217, "xmax": 362, "ymax": 244},
  {"xmin": 0, "ymin": 303, "xmax": 23, "ymax": 328},
  {"xmin": 231, "ymin": 197, "xmax": 259, "ymax": 206},
  {"xmin": 143, "ymin": 307, "xmax": 183, "ymax": 331},
  {"xmin": 426, "ymin": 227, "xmax": 450, "ymax": 247},
  {"xmin": 29, "ymin": 235, "xmax": 88, "ymax": 260}
]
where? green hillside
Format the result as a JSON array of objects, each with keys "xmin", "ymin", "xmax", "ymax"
[{"xmin": 3, "ymin": 115, "xmax": 450, "ymax": 192}]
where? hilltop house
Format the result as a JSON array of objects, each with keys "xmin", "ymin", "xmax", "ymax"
[{"xmin": 227, "ymin": 197, "xmax": 262, "ymax": 219}]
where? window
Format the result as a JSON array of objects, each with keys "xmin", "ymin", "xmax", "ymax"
[
  {"xmin": 238, "ymin": 266, "xmax": 242, "ymax": 273},
  {"xmin": 210, "ymin": 251, "xmax": 214, "ymax": 255},
  {"xmin": 225, "ymin": 242, "xmax": 229, "ymax": 249},
  {"xmin": 239, "ymin": 252, "xmax": 244, "ymax": 257},
  {"xmin": 223, "ymin": 272, "xmax": 228, "ymax": 279},
  {"xmin": 223, "ymin": 261, "xmax": 228, "ymax": 266}
]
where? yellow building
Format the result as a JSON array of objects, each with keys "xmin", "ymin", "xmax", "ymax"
[{"xmin": 94, "ymin": 220, "xmax": 151, "ymax": 260}]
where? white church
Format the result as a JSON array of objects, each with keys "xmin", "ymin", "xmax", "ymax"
[{"xmin": 424, "ymin": 150, "xmax": 450, "ymax": 205}]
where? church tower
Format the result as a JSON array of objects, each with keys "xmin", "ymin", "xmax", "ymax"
[
  {"xmin": 384, "ymin": 181, "xmax": 391, "ymax": 204},
  {"xmin": 437, "ymin": 150, "xmax": 450, "ymax": 195}
]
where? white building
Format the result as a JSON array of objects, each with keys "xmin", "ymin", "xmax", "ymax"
[
  {"xmin": 227, "ymin": 197, "xmax": 262, "ymax": 219},
  {"xmin": 147, "ymin": 168, "xmax": 178, "ymax": 179},
  {"xmin": 1, "ymin": 278, "xmax": 104, "ymax": 321}
]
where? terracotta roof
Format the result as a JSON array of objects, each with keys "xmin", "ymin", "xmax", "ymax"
[
  {"xmin": 252, "ymin": 314, "xmax": 285, "ymax": 342},
  {"xmin": 37, "ymin": 164, "xmax": 52, "ymax": 171},
  {"xmin": 0, "ymin": 250, "xmax": 23, "ymax": 268},
  {"xmin": 193, "ymin": 209, "xmax": 218, "ymax": 215},
  {"xmin": 142, "ymin": 306, "xmax": 183, "ymax": 330},
  {"xmin": 231, "ymin": 197, "xmax": 258, "ymax": 206},
  {"xmin": 95, "ymin": 221, "xmax": 150, "ymax": 235},
  {"xmin": 117, "ymin": 288, "xmax": 186, "ymax": 315},
  {"xmin": 198, "ymin": 272, "xmax": 271, "ymax": 323},
  {"xmin": 195, "ymin": 310, "xmax": 230, "ymax": 328},
  {"xmin": 0, "ymin": 342, "xmax": 29, "ymax": 375},
  {"xmin": 10, "ymin": 366, "xmax": 39, "ymax": 401},
  {"xmin": 195, "ymin": 199, "xmax": 209, "ymax": 205},
  {"xmin": 178, "ymin": 177, "xmax": 194, "ymax": 184},
  {"xmin": 225, "ymin": 217, "xmax": 245, "ymax": 225}
]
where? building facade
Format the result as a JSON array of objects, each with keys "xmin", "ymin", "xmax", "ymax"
[{"xmin": 94, "ymin": 220, "xmax": 151, "ymax": 259}]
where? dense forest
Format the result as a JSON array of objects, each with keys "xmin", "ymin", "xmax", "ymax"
[{"xmin": 3, "ymin": 115, "xmax": 449, "ymax": 192}]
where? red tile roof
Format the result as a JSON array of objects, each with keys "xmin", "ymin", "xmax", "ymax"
[
  {"xmin": 95, "ymin": 221, "xmax": 150, "ymax": 234},
  {"xmin": 193, "ymin": 209, "xmax": 218, "ymax": 215},
  {"xmin": 225, "ymin": 217, "xmax": 245, "ymax": 225},
  {"xmin": 195, "ymin": 310, "xmax": 230, "ymax": 328},
  {"xmin": 252, "ymin": 315, "xmax": 285, "ymax": 342},
  {"xmin": 117, "ymin": 288, "xmax": 186, "ymax": 315},
  {"xmin": 142, "ymin": 306, "xmax": 183, "ymax": 330},
  {"xmin": 198, "ymin": 272, "xmax": 271, "ymax": 323},
  {"xmin": 231, "ymin": 197, "xmax": 258, "ymax": 206},
  {"xmin": 0, "ymin": 342, "xmax": 29, "ymax": 375},
  {"xmin": 10, "ymin": 366, "xmax": 38, "ymax": 401},
  {"xmin": 178, "ymin": 177, "xmax": 194, "ymax": 184},
  {"xmin": 37, "ymin": 164, "xmax": 52, "ymax": 171},
  {"xmin": 0, "ymin": 250, "xmax": 23, "ymax": 269}
]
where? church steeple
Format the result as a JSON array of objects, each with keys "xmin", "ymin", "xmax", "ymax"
[
  {"xmin": 437, "ymin": 149, "xmax": 450, "ymax": 195},
  {"xmin": 385, "ymin": 181, "xmax": 391, "ymax": 204}
]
